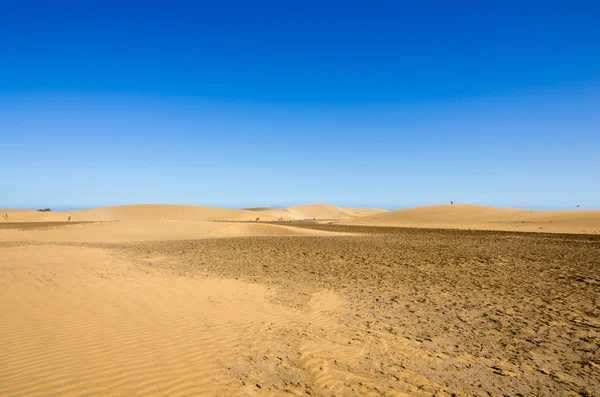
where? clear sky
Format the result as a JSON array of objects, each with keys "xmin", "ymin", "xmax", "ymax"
[{"xmin": 1, "ymin": 1, "xmax": 599, "ymax": 210}]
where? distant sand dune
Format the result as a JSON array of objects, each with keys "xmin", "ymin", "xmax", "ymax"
[
  {"xmin": 2, "ymin": 203, "xmax": 598, "ymax": 234},
  {"xmin": 286, "ymin": 204, "xmax": 387, "ymax": 220},
  {"xmin": 1, "ymin": 204, "xmax": 387, "ymax": 223},
  {"xmin": 347, "ymin": 204, "xmax": 600, "ymax": 234}
]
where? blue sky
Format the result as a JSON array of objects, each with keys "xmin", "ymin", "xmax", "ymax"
[{"xmin": 1, "ymin": 1, "xmax": 599, "ymax": 210}]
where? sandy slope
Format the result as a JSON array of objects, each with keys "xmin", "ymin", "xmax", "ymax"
[
  {"xmin": 0, "ymin": 220, "xmax": 348, "ymax": 242},
  {"xmin": 0, "ymin": 245, "xmax": 346, "ymax": 396},
  {"xmin": 1, "ymin": 204, "xmax": 387, "ymax": 223},
  {"xmin": 286, "ymin": 204, "xmax": 387, "ymax": 220},
  {"xmin": 348, "ymin": 204, "xmax": 600, "ymax": 234},
  {"xmin": 1, "ymin": 209, "xmax": 67, "ymax": 222}
]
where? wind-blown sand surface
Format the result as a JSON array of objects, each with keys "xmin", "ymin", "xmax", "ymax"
[
  {"xmin": 0, "ymin": 220, "xmax": 347, "ymax": 242},
  {"xmin": 1, "ymin": 204, "xmax": 599, "ymax": 396},
  {"xmin": 347, "ymin": 204, "xmax": 600, "ymax": 234}
]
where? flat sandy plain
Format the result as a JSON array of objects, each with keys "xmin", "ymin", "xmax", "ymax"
[{"xmin": 1, "ymin": 204, "xmax": 599, "ymax": 396}]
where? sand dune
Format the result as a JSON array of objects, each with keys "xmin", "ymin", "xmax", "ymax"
[
  {"xmin": 348, "ymin": 204, "xmax": 600, "ymax": 234},
  {"xmin": 1, "ymin": 204, "xmax": 386, "ymax": 223},
  {"xmin": 2, "ymin": 203, "xmax": 598, "ymax": 234},
  {"xmin": 1, "ymin": 209, "xmax": 70, "ymax": 222},
  {"xmin": 286, "ymin": 204, "xmax": 387, "ymax": 220},
  {"xmin": 75, "ymin": 204, "xmax": 250, "ymax": 221},
  {"xmin": 4, "ymin": 205, "xmax": 266, "ymax": 222},
  {"xmin": 1, "ymin": 204, "xmax": 379, "ymax": 243}
]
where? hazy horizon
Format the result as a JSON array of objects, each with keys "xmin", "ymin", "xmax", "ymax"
[{"xmin": 2, "ymin": 202, "xmax": 592, "ymax": 213}]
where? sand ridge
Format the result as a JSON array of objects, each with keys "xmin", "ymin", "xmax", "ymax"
[
  {"xmin": 1, "ymin": 204, "xmax": 387, "ymax": 223},
  {"xmin": 347, "ymin": 204, "xmax": 600, "ymax": 234},
  {"xmin": 3, "ymin": 203, "xmax": 598, "ymax": 234},
  {"xmin": 285, "ymin": 204, "xmax": 387, "ymax": 220}
]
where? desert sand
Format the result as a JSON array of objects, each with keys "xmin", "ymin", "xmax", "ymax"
[
  {"xmin": 1, "ymin": 204, "xmax": 387, "ymax": 223},
  {"xmin": 347, "ymin": 204, "xmax": 600, "ymax": 234},
  {"xmin": 1, "ymin": 204, "xmax": 599, "ymax": 396}
]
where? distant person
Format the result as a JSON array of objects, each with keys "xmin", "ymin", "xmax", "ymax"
[
  {"xmin": 451, "ymin": 201, "xmax": 454, "ymax": 204},
  {"xmin": 3, "ymin": 213, "xmax": 8, "ymax": 221},
  {"xmin": 68, "ymin": 216, "xmax": 71, "ymax": 221}
]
